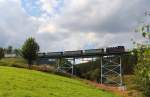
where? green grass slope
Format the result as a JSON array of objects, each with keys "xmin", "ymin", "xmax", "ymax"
[
  {"xmin": 0, "ymin": 58, "xmax": 27, "ymax": 67},
  {"xmin": 0, "ymin": 66, "xmax": 121, "ymax": 97}
]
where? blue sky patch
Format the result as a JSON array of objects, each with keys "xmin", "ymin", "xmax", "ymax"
[{"xmin": 21, "ymin": 0, "xmax": 64, "ymax": 17}]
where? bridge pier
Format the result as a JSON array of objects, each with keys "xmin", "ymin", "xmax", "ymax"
[
  {"xmin": 56, "ymin": 58, "xmax": 75, "ymax": 75},
  {"xmin": 100, "ymin": 55, "xmax": 123, "ymax": 86}
]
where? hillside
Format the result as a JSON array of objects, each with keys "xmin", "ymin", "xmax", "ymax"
[
  {"xmin": 0, "ymin": 66, "xmax": 121, "ymax": 97},
  {"xmin": 0, "ymin": 58, "xmax": 27, "ymax": 67}
]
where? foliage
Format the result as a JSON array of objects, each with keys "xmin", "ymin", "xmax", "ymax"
[
  {"xmin": 59, "ymin": 58, "xmax": 72, "ymax": 73},
  {"xmin": 135, "ymin": 12, "xmax": 150, "ymax": 40},
  {"xmin": 133, "ymin": 46, "xmax": 150, "ymax": 97},
  {"xmin": 75, "ymin": 59, "xmax": 101, "ymax": 81},
  {"xmin": 122, "ymin": 53, "xmax": 137, "ymax": 74},
  {"xmin": 141, "ymin": 25, "xmax": 150, "ymax": 39},
  {"xmin": 0, "ymin": 66, "xmax": 121, "ymax": 97},
  {"xmin": 7, "ymin": 46, "xmax": 13, "ymax": 54},
  {"xmin": 3, "ymin": 46, "xmax": 21, "ymax": 56},
  {"xmin": 21, "ymin": 37, "xmax": 39, "ymax": 68},
  {"xmin": 75, "ymin": 56, "xmax": 136, "ymax": 82},
  {"xmin": 14, "ymin": 49, "xmax": 22, "ymax": 56},
  {"xmin": 133, "ymin": 12, "xmax": 150, "ymax": 97},
  {"xmin": 0, "ymin": 48, "xmax": 4, "ymax": 60},
  {"xmin": 0, "ymin": 58, "xmax": 75, "ymax": 78},
  {"xmin": 60, "ymin": 58, "xmax": 72, "ymax": 67},
  {"xmin": 0, "ymin": 58, "xmax": 27, "ymax": 67},
  {"xmin": 82, "ymin": 68, "xmax": 100, "ymax": 82}
]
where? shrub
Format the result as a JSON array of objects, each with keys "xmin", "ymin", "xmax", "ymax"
[
  {"xmin": 134, "ymin": 47, "xmax": 150, "ymax": 97},
  {"xmin": 11, "ymin": 64, "xmax": 27, "ymax": 68},
  {"xmin": 0, "ymin": 48, "xmax": 4, "ymax": 60}
]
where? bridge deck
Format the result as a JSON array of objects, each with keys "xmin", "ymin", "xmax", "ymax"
[{"xmin": 38, "ymin": 52, "xmax": 129, "ymax": 59}]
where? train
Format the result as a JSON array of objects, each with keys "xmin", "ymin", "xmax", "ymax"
[
  {"xmin": 63, "ymin": 50, "xmax": 83, "ymax": 56},
  {"xmin": 38, "ymin": 53, "xmax": 45, "ymax": 57},
  {"xmin": 38, "ymin": 46, "xmax": 125, "ymax": 57},
  {"xmin": 84, "ymin": 49, "xmax": 104, "ymax": 55},
  {"xmin": 106, "ymin": 46, "xmax": 125, "ymax": 54},
  {"xmin": 46, "ymin": 52, "xmax": 63, "ymax": 56}
]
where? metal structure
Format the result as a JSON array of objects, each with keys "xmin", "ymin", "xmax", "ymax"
[
  {"xmin": 101, "ymin": 55, "xmax": 123, "ymax": 86},
  {"xmin": 56, "ymin": 58, "xmax": 75, "ymax": 75},
  {"xmin": 37, "ymin": 46, "xmax": 128, "ymax": 86}
]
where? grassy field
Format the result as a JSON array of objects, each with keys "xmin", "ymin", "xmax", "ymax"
[
  {"xmin": 0, "ymin": 66, "xmax": 122, "ymax": 97},
  {"xmin": 0, "ymin": 58, "xmax": 27, "ymax": 67}
]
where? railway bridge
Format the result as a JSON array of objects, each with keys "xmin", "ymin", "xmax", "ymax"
[{"xmin": 37, "ymin": 46, "xmax": 129, "ymax": 86}]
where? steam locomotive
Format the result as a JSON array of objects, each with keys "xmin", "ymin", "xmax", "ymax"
[{"xmin": 106, "ymin": 46, "xmax": 125, "ymax": 54}]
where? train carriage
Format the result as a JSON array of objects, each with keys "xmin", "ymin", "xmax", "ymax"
[
  {"xmin": 63, "ymin": 50, "xmax": 83, "ymax": 56},
  {"xmin": 46, "ymin": 52, "xmax": 63, "ymax": 56},
  {"xmin": 83, "ymin": 49, "xmax": 104, "ymax": 55}
]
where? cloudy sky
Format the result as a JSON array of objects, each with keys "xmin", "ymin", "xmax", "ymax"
[{"xmin": 0, "ymin": 0, "xmax": 149, "ymax": 52}]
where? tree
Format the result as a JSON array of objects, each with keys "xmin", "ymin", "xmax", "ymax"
[
  {"xmin": 14, "ymin": 49, "xmax": 21, "ymax": 56},
  {"xmin": 21, "ymin": 37, "xmax": 39, "ymax": 68},
  {"xmin": 141, "ymin": 25, "xmax": 150, "ymax": 39},
  {"xmin": 133, "ymin": 46, "xmax": 150, "ymax": 97},
  {"xmin": 0, "ymin": 48, "xmax": 4, "ymax": 60},
  {"xmin": 7, "ymin": 46, "xmax": 13, "ymax": 54},
  {"xmin": 133, "ymin": 11, "xmax": 150, "ymax": 97}
]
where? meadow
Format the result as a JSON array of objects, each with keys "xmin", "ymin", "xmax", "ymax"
[{"xmin": 0, "ymin": 66, "xmax": 122, "ymax": 97}]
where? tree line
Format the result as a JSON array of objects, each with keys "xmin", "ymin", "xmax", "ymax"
[{"xmin": 0, "ymin": 37, "xmax": 39, "ymax": 69}]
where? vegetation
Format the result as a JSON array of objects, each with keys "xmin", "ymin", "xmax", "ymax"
[
  {"xmin": 0, "ymin": 58, "xmax": 27, "ymax": 67},
  {"xmin": 133, "ymin": 46, "xmax": 150, "ymax": 97},
  {"xmin": 7, "ymin": 46, "xmax": 13, "ymax": 54},
  {"xmin": 58, "ymin": 58, "xmax": 73, "ymax": 73},
  {"xmin": 133, "ymin": 13, "xmax": 150, "ymax": 97},
  {"xmin": 0, "ymin": 66, "xmax": 121, "ymax": 97},
  {"xmin": 0, "ymin": 48, "xmax": 4, "ymax": 60},
  {"xmin": 0, "ymin": 58, "xmax": 74, "ymax": 78},
  {"xmin": 75, "ymin": 55, "xmax": 137, "ymax": 82},
  {"xmin": 75, "ymin": 59, "xmax": 101, "ymax": 82},
  {"xmin": 21, "ymin": 37, "xmax": 39, "ymax": 68},
  {"xmin": 0, "ymin": 28, "xmax": 147, "ymax": 97}
]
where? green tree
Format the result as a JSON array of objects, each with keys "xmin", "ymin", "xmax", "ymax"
[
  {"xmin": 133, "ymin": 46, "xmax": 150, "ymax": 97},
  {"xmin": 14, "ymin": 49, "xmax": 21, "ymax": 56},
  {"xmin": 7, "ymin": 46, "xmax": 13, "ymax": 54},
  {"xmin": 0, "ymin": 48, "xmax": 4, "ymax": 60},
  {"xmin": 21, "ymin": 37, "xmax": 39, "ymax": 68},
  {"xmin": 134, "ymin": 12, "xmax": 150, "ymax": 97}
]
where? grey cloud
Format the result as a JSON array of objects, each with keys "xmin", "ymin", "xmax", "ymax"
[
  {"xmin": 57, "ymin": 0, "xmax": 150, "ymax": 33},
  {"xmin": 97, "ymin": 0, "xmax": 150, "ymax": 33}
]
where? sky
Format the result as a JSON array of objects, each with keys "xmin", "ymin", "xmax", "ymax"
[{"xmin": 0, "ymin": 0, "xmax": 149, "ymax": 52}]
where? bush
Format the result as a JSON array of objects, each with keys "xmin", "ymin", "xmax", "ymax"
[
  {"xmin": 30, "ymin": 64, "xmax": 73, "ymax": 78},
  {"xmin": 81, "ymin": 69, "xmax": 100, "ymax": 82},
  {"xmin": 134, "ymin": 47, "xmax": 150, "ymax": 97},
  {"xmin": 11, "ymin": 64, "xmax": 27, "ymax": 68},
  {"xmin": 0, "ymin": 48, "xmax": 4, "ymax": 60},
  {"xmin": 135, "ymin": 62, "xmax": 150, "ymax": 97}
]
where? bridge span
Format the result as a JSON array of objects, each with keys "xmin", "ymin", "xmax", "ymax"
[{"xmin": 37, "ymin": 46, "xmax": 129, "ymax": 86}]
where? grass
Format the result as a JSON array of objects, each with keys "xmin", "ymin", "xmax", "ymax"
[
  {"xmin": 0, "ymin": 66, "xmax": 122, "ymax": 97},
  {"xmin": 124, "ymin": 75, "xmax": 143, "ymax": 97},
  {"xmin": 0, "ymin": 58, "xmax": 27, "ymax": 67}
]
